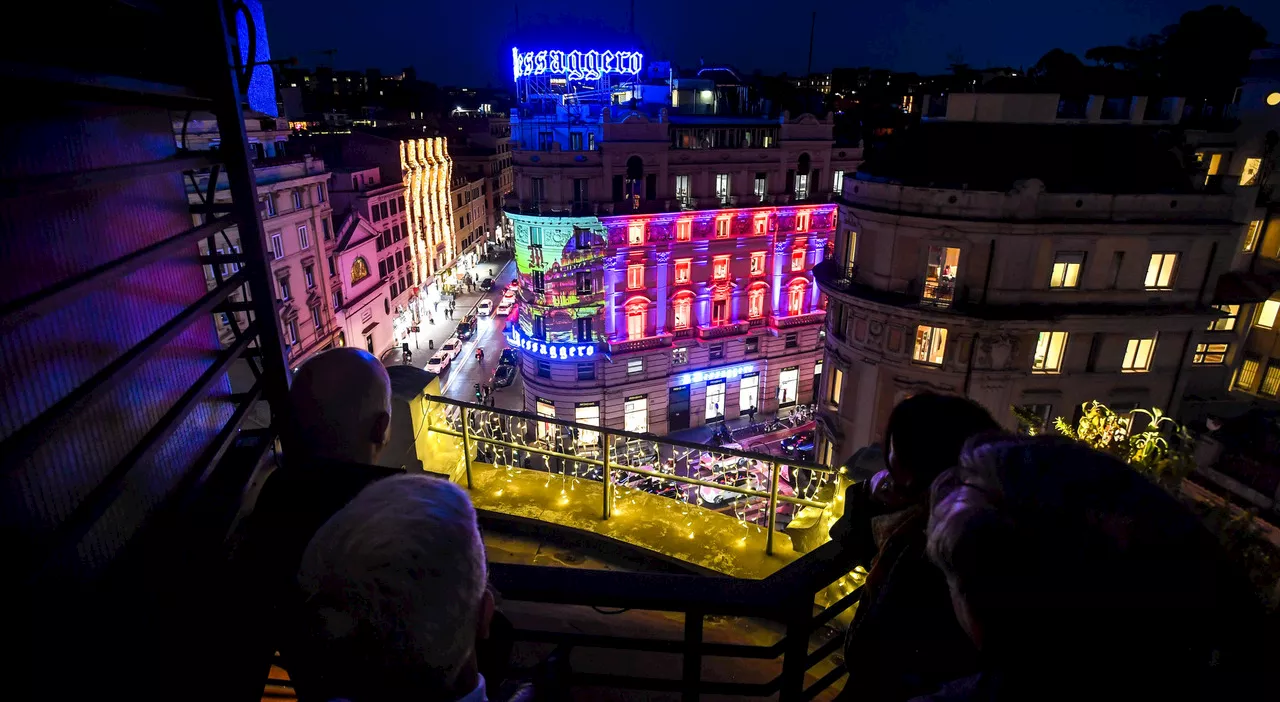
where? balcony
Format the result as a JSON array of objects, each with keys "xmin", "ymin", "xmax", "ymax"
[
  {"xmin": 697, "ymin": 321, "xmax": 751, "ymax": 340},
  {"xmin": 770, "ymin": 311, "xmax": 826, "ymax": 329},
  {"xmin": 607, "ymin": 333, "xmax": 673, "ymax": 354}
]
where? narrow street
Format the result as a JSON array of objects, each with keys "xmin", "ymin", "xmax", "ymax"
[{"xmin": 381, "ymin": 255, "xmax": 524, "ymax": 410}]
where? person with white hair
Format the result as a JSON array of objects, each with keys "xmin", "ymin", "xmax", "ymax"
[{"xmin": 292, "ymin": 474, "xmax": 495, "ymax": 702}]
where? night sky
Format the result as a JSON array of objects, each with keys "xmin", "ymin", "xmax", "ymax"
[{"xmin": 263, "ymin": 0, "xmax": 1280, "ymax": 87}]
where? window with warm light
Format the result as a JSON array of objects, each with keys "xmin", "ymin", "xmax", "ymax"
[
  {"xmin": 750, "ymin": 251, "xmax": 766, "ymax": 276},
  {"xmin": 923, "ymin": 246, "xmax": 960, "ymax": 305},
  {"xmin": 715, "ymin": 173, "xmax": 731, "ymax": 204},
  {"xmin": 1261, "ymin": 364, "xmax": 1280, "ymax": 397},
  {"xmin": 795, "ymin": 210, "xmax": 811, "ymax": 232},
  {"xmin": 624, "ymin": 396, "xmax": 649, "ymax": 433},
  {"xmin": 1050, "ymin": 252, "xmax": 1084, "ymax": 289},
  {"xmin": 748, "ymin": 287, "xmax": 765, "ymax": 318},
  {"xmin": 788, "ymin": 281, "xmax": 807, "ymax": 315},
  {"xmin": 828, "ymin": 367, "xmax": 844, "ymax": 407},
  {"xmin": 914, "ymin": 325, "xmax": 947, "ymax": 366},
  {"xmin": 627, "ymin": 264, "xmax": 644, "ymax": 290},
  {"xmin": 1235, "ymin": 358, "xmax": 1259, "ymax": 391},
  {"xmin": 1239, "ymin": 158, "xmax": 1262, "ymax": 186},
  {"xmin": 712, "ymin": 298, "xmax": 728, "ymax": 325},
  {"xmin": 676, "ymin": 219, "xmax": 692, "ymax": 242},
  {"xmin": 1032, "ymin": 331, "xmax": 1068, "ymax": 373},
  {"xmin": 674, "ymin": 258, "xmax": 691, "ymax": 284},
  {"xmin": 1193, "ymin": 343, "xmax": 1229, "ymax": 365},
  {"xmin": 1207, "ymin": 304, "xmax": 1239, "ymax": 331},
  {"xmin": 791, "ymin": 249, "xmax": 806, "ymax": 272},
  {"xmin": 712, "ymin": 255, "xmax": 730, "ymax": 281},
  {"xmin": 1144, "ymin": 253, "xmax": 1178, "ymax": 290},
  {"xmin": 715, "ymin": 217, "xmax": 730, "ymax": 238},
  {"xmin": 1122, "ymin": 336, "xmax": 1157, "ymax": 372},
  {"xmin": 672, "ymin": 296, "xmax": 692, "ymax": 329},
  {"xmin": 628, "ymin": 221, "xmax": 645, "ymax": 245},
  {"xmin": 1243, "ymin": 220, "xmax": 1262, "ymax": 252},
  {"xmin": 753, "ymin": 215, "xmax": 768, "ymax": 235},
  {"xmin": 626, "ymin": 303, "xmax": 647, "ymax": 340},
  {"xmin": 1257, "ymin": 297, "xmax": 1280, "ymax": 329}
]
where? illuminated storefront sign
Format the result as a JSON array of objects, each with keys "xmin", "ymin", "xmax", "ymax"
[
  {"xmin": 676, "ymin": 363, "xmax": 754, "ymax": 387},
  {"xmin": 507, "ymin": 328, "xmax": 596, "ymax": 359},
  {"xmin": 512, "ymin": 47, "xmax": 644, "ymax": 82}
]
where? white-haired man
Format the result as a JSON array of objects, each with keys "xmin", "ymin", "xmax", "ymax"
[{"xmin": 293, "ymin": 474, "xmax": 495, "ymax": 702}]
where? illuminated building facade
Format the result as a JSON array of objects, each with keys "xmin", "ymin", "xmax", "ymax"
[
  {"xmin": 402, "ymin": 136, "xmax": 456, "ymax": 287},
  {"xmin": 812, "ymin": 99, "xmax": 1246, "ymax": 466},
  {"xmin": 506, "ymin": 44, "xmax": 861, "ymax": 433}
]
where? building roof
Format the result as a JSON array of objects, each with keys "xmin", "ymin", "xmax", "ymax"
[{"xmin": 856, "ymin": 123, "xmax": 1194, "ymax": 194}]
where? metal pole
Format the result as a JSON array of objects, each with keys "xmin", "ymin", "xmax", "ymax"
[
  {"xmin": 602, "ymin": 430, "xmax": 612, "ymax": 519},
  {"xmin": 461, "ymin": 406, "xmax": 474, "ymax": 489},
  {"xmin": 766, "ymin": 460, "xmax": 780, "ymax": 555}
]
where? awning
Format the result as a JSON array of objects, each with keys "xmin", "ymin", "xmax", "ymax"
[
  {"xmin": 1213, "ymin": 270, "xmax": 1280, "ymax": 304},
  {"xmin": 362, "ymin": 321, "xmax": 379, "ymax": 335}
]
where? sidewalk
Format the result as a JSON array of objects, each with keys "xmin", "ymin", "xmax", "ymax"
[
  {"xmin": 667, "ymin": 406, "xmax": 812, "ymax": 447},
  {"xmin": 380, "ymin": 255, "xmax": 513, "ymax": 368}
]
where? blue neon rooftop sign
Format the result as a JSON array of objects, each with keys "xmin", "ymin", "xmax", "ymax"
[{"xmin": 512, "ymin": 47, "xmax": 644, "ymax": 82}]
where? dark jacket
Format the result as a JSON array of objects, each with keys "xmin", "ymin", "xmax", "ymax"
[
  {"xmin": 222, "ymin": 457, "xmax": 402, "ymax": 701},
  {"xmin": 832, "ymin": 481, "xmax": 979, "ymax": 702}
]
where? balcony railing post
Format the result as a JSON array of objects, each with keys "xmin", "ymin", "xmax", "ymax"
[
  {"xmin": 461, "ymin": 406, "xmax": 474, "ymax": 489},
  {"xmin": 601, "ymin": 430, "xmax": 612, "ymax": 520},
  {"xmin": 766, "ymin": 460, "xmax": 780, "ymax": 555}
]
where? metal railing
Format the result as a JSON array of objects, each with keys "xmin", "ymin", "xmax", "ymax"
[{"xmin": 419, "ymin": 395, "xmax": 841, "ymax": 556}]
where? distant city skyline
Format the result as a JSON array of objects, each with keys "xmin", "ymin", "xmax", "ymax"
[{"xmin": 264, "ymin": 0, "xmax": 1279, "ymax": 87}]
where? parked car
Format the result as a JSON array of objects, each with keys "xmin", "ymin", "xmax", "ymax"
[
  {"xmin": 425, "ymin": 350, "xmax": 451, "ymax": 373},
  {"xmin": 439, "ymin": 337, "xmax": 463, "ymax": 360},
  {"xmin": 479, "ymin": 277, "xmax": 495, "ymax": 291},
  {"xmin": 780, "ymin": 430, "xmax": 814, "ymax": 455},
  {"xmin": 495, "ymin": 299, "xmax": 514, "ymax": 316},
  {"xmin": 493, "ymin": 363, "xmax": 517, "ymax": 388},
  {"xmin": 499, "ymin": 348, "xmax": 519, "ymax": 366},
  {"xmin": 477, "ymin": 299, "xmax": 494, "ymax": 316}
]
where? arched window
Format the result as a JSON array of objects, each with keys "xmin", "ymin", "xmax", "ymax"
[
  {"xmin": 351, "ymin": 257, "xmax": 370, "ymax": 284},
  {"xmin": 748, "ymin": 285, "xmax": 767, "ymax": 319},
  {"xmin": 672, "ymin": 293, "xmax": 694, "ymax": 330},
  {"xmin": 625, "ymin": 297, "xmax": 649, "ymax": 340},
  {"xmin": 788, "ymin": 280, "xmax": 808, "ymax": 315}
]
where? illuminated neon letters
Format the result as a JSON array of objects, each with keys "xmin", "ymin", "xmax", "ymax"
[{"xmin": 512, "ymin": 47, "xmax": 644, "ymax": 82}]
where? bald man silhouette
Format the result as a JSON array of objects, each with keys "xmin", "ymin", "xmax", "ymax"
[{"xmin": 227, "ymin": 348, "xmax": 405, "ymax": 701}]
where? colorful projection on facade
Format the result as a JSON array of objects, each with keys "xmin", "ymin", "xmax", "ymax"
[
  {"xmin": 511, "ymin": 47, "xmax": 644, "ymax": 82},
  {"xmin": 510, "ymin": 213, "xmax": 608, "ymax": 344}
]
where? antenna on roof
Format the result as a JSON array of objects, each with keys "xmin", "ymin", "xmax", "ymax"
[{"xmin": 806, "ymin": 11, "xmax": 816, "ymax": 77}]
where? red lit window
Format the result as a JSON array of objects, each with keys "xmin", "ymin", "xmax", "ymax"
[
  {"xmin": 788, "ymin": 281, "xmax": 808, "ymax": 315},
  {"xmin": 748, "ymin": 287, "xmax": 766, "ymax": 319},
  {"xmin": 676, "ymin": 219, "xmax": 692, "ymax": 242},
  {"xmin": 712, "ymin": 298, "xmax": 728, "ymax": 325},
  {"xmin": 627, "ymin": 264, "xmax": 644, "ymax": 290},
  {"xmin": 750, "ymin": 251, "xmax": 766, "ymax": 276},
  {"xmin": 792, "ymin": 249, "xmax": 806, "ymax": 272},
  {"xmin": 628, "ymin": 221, "xmax": 645, "ymax": 245},
  {"xmin": 626, "ymin": 301, "xmax": 648, "ymax": 340},
  {"xmin": 673, "ymin": 295, "xmax": 693, "ymax": 329},
  {"xmin": 715, "ymin": 217, "xmax": 730, "ymax": 238},
  {"xmin": 753, "ymin": 214, "xmax": 768, "ymax": 235},
  {"xmin": 795, "ymin": 210, "xmax": 811, "ymax": 232},
  {"xmin": 712, "ymin": 255, "xmax": 730, "ymax": 281},
  {"xmin": 675, "ymin": 258, "xmax": 692, "ymax": 284}
]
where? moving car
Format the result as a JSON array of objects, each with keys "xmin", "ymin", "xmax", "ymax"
[
  {"xmin": 501, "ymin": 287, "xmax": 516, "ymax": 302},
  {"xmin": 479, "ymin": 277, "xmax": 495, "ymax": 291},
  {"xmin": 507, "ymin": 279, "xmax": 519, "ymax": 291},
  {"xmin": 495, "ymin": 299, "xmax": 514, "ymax": 316},
  {"xmin": 439, "ymin": 337, "xmax": 463, "ymax": 360},
  {"xmin": 780, "ymin": 430, "xmax": 814, "ymax": 455},
  {"xmin": 477, "ymin": 299, "xmax": 493, "ymax": 316},
  {"xmin": 493, "ymin": 363, "xmax": 517, "ymax": 388},
  {"xmin": 499, "ymin": 348, "xmax": 519, "ymax": 366},
  {"xmin": 425, "ymin": 350, "xmax": 451, "ymax": 373},
  {"xmin": 455, "ymin": 315, "xmax": 477, "ymax": 341}
]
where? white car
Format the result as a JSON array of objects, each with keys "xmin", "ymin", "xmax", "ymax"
[
  {"xmin": 439, "ymin": 337, "xmax": 463, "ymax": 360},
  {"xmin": 425, "ymin": 350, "xmax": 451, "ymax": 373},
  {"xmin": 495, "ymin": 299, "xmax": 514, "ymax": 316},
  {"xmin": 501, "ymin": 288, "xmax": 516, "ymax": 302},
  {"xmin": 477, "ymin": 299, "xmax": 494, "ymax": 316}
]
